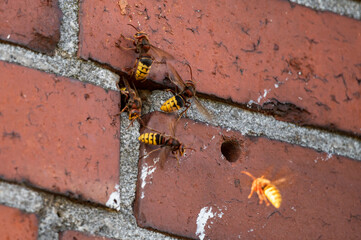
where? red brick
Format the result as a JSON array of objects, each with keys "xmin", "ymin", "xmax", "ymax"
[
  {"xmin": 0, "ymin": 61, "xmax": 120, "ymax": 205},
  {"xmin": 134, "ymin": 112, "xmax": 361, "ymax": 239},
  {"xmin": 0, "ymin": 205, "xmax": 38, "ymax": 240},
  {"xmin": 59, "ymin": 230, "xmax": 115, "ymax": 240},
  {"xmin": 79, "ymin": 0, "xmax": 361, "ymax": 136},
  {"xmin": 0, "ymin": 0, "xmax": 62, "ymax": 54}
]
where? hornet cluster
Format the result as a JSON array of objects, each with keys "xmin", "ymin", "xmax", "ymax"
[{"xmin": 115, "ymin": 24, "xmax": 284, "ymax": 209}]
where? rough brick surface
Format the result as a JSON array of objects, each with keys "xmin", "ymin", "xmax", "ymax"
[
  {"xmin": 79, "ymin": 0, "xmax": 361, "ymax": 136},
  {"xmin": 0, "ymin": 205, "xmax": 38, "ymax": 240},
  {"xmin": 134, "ymin": 112, "xmax": 361, "ymax": 239},
  {"xmin": 0, "ymin": 61, "xmax": 120, "ymax": 205},
  {"xmin": 59, "ymin": 230, "xmax": 116, "ymax": 240},
  {"xmin": 0, "ymin": 0, "xmax": 62, "ymax": 54}
]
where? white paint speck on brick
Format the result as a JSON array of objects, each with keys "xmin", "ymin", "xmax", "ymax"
[
  {"xmin": 195, "ymin": 205, "xmax": 226, "ymax": 240},
  {"xmin": 106, "ymin": 184, "xmax": 121, "ymax": 211},
  {"xmin": 196, "ymin": 207, "xmax": 214, "ymax": 240},
  {"xmin": 139, "ymin": 156, "xmax": 159, "ymax": 199}
]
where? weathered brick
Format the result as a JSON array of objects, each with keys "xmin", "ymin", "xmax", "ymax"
[
  {"xmin": 79, "ymin": 0, "xmax": 361, "ymax": 136},
  {"xmin": 0, "ymin": 61, "xmax": 120, "ymax": 205},
  {"xmin": 134, "ymin": 112, "xmax": 361, "ymax": 239},
  {"xmin": 0, "ymin": 205, "xmax": 38, "ymax": 240},
  {"xmin": 59, "ymin": 230, "xmax": 115, "ymax": 240},
  {"xmin": 0, "ymin": 0, "xmax": 62, "ymax": 54}
]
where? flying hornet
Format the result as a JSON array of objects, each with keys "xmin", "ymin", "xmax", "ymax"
[
  {"xmin": 160, "ymin": 62, "xmax": 213, "ymax": 120},
  {"xmin": 117, "ymin": 24, "xmax": 174, "ymax": 82},
  {"xmin": 241, "ymin": 171, "xmax": 284, "ymax": 209},
  {"xmin": 138, "ymin": 116, "xmax": 194, "ymax": 168},
  {"xmin": 116, "ymin": 76, "xmax": 143, "ymax": 128}
]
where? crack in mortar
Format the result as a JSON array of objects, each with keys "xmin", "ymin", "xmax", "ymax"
[{"xmin": 145, "ymin": 91, "xmax": 361, "ymax": 161}]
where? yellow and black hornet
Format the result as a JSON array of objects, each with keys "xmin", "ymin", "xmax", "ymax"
[
  {"xmin": 116, "ymin": 76, "xmax": 142, "ymax": 127},
  {"xmin": 118, "ymin": 24, "xmax": 174, "ymax": 82},
  {"xmin": 161, "ymin": 63, "xmax": 212, "ymax": 120},
  {"xmin": 241, "ymin": 171, "xmax": 283, "ymax": 209},
  {"xmin": 138, "ymin": 118, "xmax": 194, "ymax": 168}
]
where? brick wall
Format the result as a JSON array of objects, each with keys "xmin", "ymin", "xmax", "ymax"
[{"xmin": 0, "ymin": 0, "xmax": 360, "ymax": 239}]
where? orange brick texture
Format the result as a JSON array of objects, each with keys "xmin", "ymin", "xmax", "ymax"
[
  {"xmin": 0, "ymin": 61, "xmax": 120, "ymax": 205},
  {"xmin": 79, "ymin": 0, "xmax": 361, "ymax": 136},
  {"xmin": 0, "ymin": 205, "xmax": 38, "ymax": 240},
  {"xmin": 0, "ymin": 0, "xmax": 360, "ymax": 239},
  {"xmin": 135, "ymin": 112, "xmax": 361, "ymax": 239},
  {"xmin": 0, "ymin": 0, "xmax": 61, "ymax": 54}
]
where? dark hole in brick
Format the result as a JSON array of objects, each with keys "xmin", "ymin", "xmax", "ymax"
[
  {"xmin": 221, "ymin": 140, "xmax": 241, "ymax": 162},
  {"xmin": 56, "ymin": 210, "xmax": 62, "ymax": 218}
]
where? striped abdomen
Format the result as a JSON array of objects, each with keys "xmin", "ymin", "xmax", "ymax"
[
  {"xmin": 138, "ymin": 132, "xmax": 165, "ymax": 145},
  {"xmin": 264, "ymin": 184, "xmax": 282, "ymax": 208},
  {"xmin": 135, "ymin": 57, "xmax": 152, "ymax": 81},
  {"xmin": 160, "ymin": 95, "xmax": 185, "ymax": 113}
]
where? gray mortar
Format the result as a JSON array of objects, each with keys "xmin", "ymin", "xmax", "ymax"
[
  {"xmin": 0, "ymin": 182, "xmax": 177, "ymax": 240},
  {"xmin": 0, "ymin": 44, "xmax": 119, "ymax": 90},
  {"xmin": 0, "ymin": 182, "xmax": 43, "ymax": 212},
  {"xmin": 57, "ymin": 0, "xmax": 79, "ymax": 56},
  {"xmin": 38, "ymin": 206, "xmax": 62, "ymax": 240},
  {"xmin": 0, "ymin": 0, "xmax": 360, "ymax": 239},
  {"xmin": 290, "ymin": 0, "xmax": 361, "ymax": 19},
  {"xmin": 118, "ymin": 113, "xmax": 141, "ymax": 212},
  {"xmin": 105, "ymin": 112, "xmax": 141, "ymax": 213},
  {"xmin": 53, "ymin": 198, "xmax": 174, "ymax": 240}
]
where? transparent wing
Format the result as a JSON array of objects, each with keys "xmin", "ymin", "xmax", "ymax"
[
  {"xmin": 150, "ymin": 45, "xmax": 175, "ymax": 61},
  {"xmin": 130, "ymin": 79, "xmax": 140, "ymax": 98},
  {"xmin": 159, "ymin": 146, "xmax": 170, "ymax": 169},
  {"xmin": 166, "ymin": 62, "xmax": 187, "ymax": 90},
  {"xmin": 193, "ymin": 96, "xmax": 213, "ymax": 121},
  {"xmin": 168, "ymin": 115, "xmax": 178, "ymax": 137},
  {"xmin": 272, "ymin": 178, "xmax": 287, "ymax": 186},
  {"xmin": 161, "ymin": 115, "xmax": 179, "ymax": 169},
  {"xmin": 270, "ymin": 166, "xmax": 294, "ymax": 188}
]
